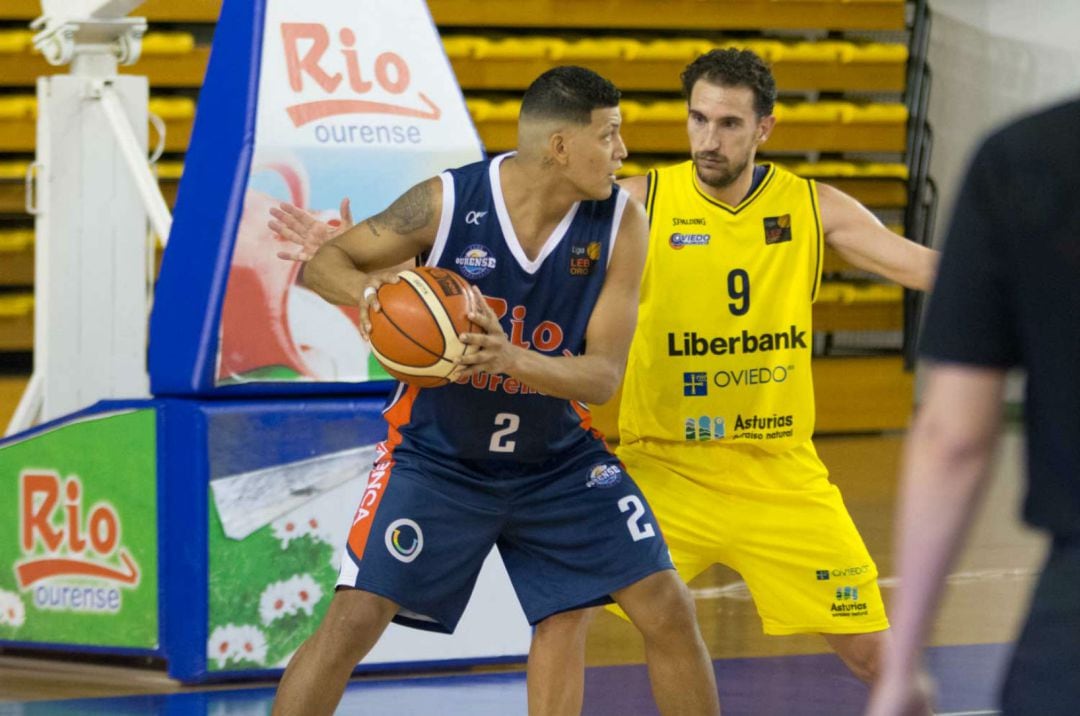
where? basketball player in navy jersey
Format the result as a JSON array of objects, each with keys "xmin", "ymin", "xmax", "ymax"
[{"xmin": 271, "ymin": 67, "xmax": 720, "ymax": 716}]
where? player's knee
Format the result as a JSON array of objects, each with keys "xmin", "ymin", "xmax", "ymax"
[
  {"xmin": 826, "ymin": 631, "xmax": 886, "ymax": 684},
  {"xmin": 620, "ymin": 571, "xmax": 698, "ymax": 638},
  {"xmin": 316, "ymin": 588, "xmax": 397, "ymax": 657},
  {"xmin": 846, "ymin": 648, "xmax": 880, "ymax": 683},
  {"xmin": 534, "ymin": 608, "xmax": 595, "ymax": 643}
]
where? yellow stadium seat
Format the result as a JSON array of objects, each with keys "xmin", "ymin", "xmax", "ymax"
[
  {"xmin": 0, "ymin": 230, "xmax": 33, "ymax": 253},
  {"xmin": 0, "ymin": 161, "xmax": 30, "ymax": 180},
  {"xmin": 141, "ymin": 32, "xmax": 196, "ymax": 55},
  {"xmin": 774, "ymin": 102, "xmax": 845, "ymax": 123},
  {"xmin": 738, "ymin": 40, "xmax": 784, "ymax": 62},
  {"xmin": 550, "ymin": 38, "xmax": 633, "ymax": 62},
  {"xmin": 486, "ymin": 100, "xmax": 522, "ymax": 121},
  {"xmin": 624, "ymin": 39, "xmax": 711, "ymax": 62},
  {"xmin": 861, "ymin": 163, "xmax": 909, "ymax": 179},
  {"xmin": 0, "ymin": 30, "xmax": 32, "ymax": 54},
  {"xmin": 788, "ymin": 161, "xmax": 860, "ymax": 177},
  {"xmin": 817, "ymin": 282, "xmax": 903, "ymax": 304},
  {"xmin": 441, "ymin": 35, "xmax": 486, "ymax": 59},
  {"xmin": 844, "ymin": 42, "xmax": 909, "ymax": 63},
  {"xmin": 148, "ymin": 96, "xmax": 196, "ymax": 120},
  {"xmin": 630, "ymin": 101, "xmax": 687, "ymax": 122},
  {"xmin": 156, "ymin": 161, "xmax": 185, "ymax": 180},
  {"xmin": 464, "ymin": 98, "xmax": 492, "ymax": 121},
  {"xmin": 774, "ymin": 42, "xmax": 842, "ymax": 63},
  {"xmin": 474, "ymin": 37, "xmax": 551, "ymax": 60},
  {"xmin": 853, "ymin": 103, "xmax": 909, "ymax": 123},
  {"xmin": 0, "ymin": 294, "xmax": 33, "ymax": 319},
  {"xmin": 0, "ymin": 96, "xmax": 36, "ymax": 119}
]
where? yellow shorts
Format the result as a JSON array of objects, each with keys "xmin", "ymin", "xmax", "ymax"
[{"xmin": 615, "ymin": 439, "xmax": 889, "ymax": 636}]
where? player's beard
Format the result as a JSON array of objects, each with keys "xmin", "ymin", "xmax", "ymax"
[{"xmin": 693, "ymin": 152, "xmax": 749, "ymax": 189}]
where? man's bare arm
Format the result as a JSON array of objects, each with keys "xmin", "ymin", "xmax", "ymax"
[
  {"xmin": 301, "ymin": 177, "xmax": 442, "ymax": 308},
  {"xmin": 866, "ymin": 364, "xmax": 1006, "ymax": 716},
  {"xmin": 819, "ymin": 182, "xmax": 939, "ymax": 291}
]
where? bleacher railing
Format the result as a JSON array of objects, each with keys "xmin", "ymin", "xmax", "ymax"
[{"xmin": 902, "ymin": 0, "xmax": 937, "ymax": 368}]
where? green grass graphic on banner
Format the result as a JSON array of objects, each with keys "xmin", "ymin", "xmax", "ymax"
[
  {"xmin": 0, "ymin": 409, "xmax": 158, "ymax": 648},
  {"xmin": 207, "ymin": 499, "xmax": 336, "ymax": 671}
]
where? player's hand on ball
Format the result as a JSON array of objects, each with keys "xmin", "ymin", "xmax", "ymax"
[
  {"xmin": 269, "ymin": 198, "xmax": 352, "ymax": 262},
  {"xmin": 456, "ymin": 286, "xmax": 518, "ymax": 378},
  {"xmin": 358, "ymin": 271, "xmax": 403, "ymax": 341}
]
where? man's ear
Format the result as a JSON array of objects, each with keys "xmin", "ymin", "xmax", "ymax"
[
  {"xmin": 547, "ymin": 128, "xmax": 572, "ymax": 166},
  {"xmin": 756, "ymin": 114, "xmax": 777, "ymax": 145}
]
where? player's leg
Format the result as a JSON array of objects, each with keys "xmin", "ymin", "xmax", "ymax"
[
  {"xmin": 527, "ymin": 608, "xmax": 596, "ymax": 716},
  {"xmin": 273, "ymin": 588, "xmax": 398, "ymax": 716},
  {"xmin": 823, "ymin": 630, "xmax": 889, "ymax": 684},
  {"xmin": 274, "ymin": 451, "xmax": 504, "ymax": 714},
  {"xmin": 612, "ymin": 570, "xmax": 720, "ymax": 715},
  {"xmin": 500, "ymin": 446, "xmax": 719, "ymax": 716},
  {"xmin": 716, "ymin": 442, "xmax": 890, "ymax": 683}
]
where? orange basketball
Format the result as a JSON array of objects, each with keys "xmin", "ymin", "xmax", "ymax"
[{"xmin": 368, "ymin": 267, "xmax": 477, "ymax": 387}]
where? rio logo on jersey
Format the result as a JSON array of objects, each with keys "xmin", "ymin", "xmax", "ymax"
[
  {"xmin": 454, "ymin": 298, "xmax": 572, "ymax": 394},
  {"xmin": 280, "ymin": 23, "xmax": 441, "ymax": 128},
  {"xmin": 16, "ymin": 471, "xmax": 140, "ymax": 613}
]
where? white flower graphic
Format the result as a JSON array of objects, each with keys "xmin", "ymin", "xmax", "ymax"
[
  {"xmin": 288, "ymin": 574, "xmax": 322, "ymax": 616},
  {"xmin": 271, "ymin": 514, "xmax": 326, "ymax": 548},
  {"xmin": 0, "ymin": 590, "xmax": 25, "ymax": 628},
  {"xmin": 258, "ymin": 574, "xmax": 323, "ymax": 625},
  {"xmin": 258, "ymin": 580, "xmax": 295, "ymax": 626},
  {"xmin": 207, "ymin": 623, "xmax": 267, "ymax": 668}
]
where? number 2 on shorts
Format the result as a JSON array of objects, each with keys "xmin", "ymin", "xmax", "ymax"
[
  {"xmin": 489, "ymin": 412, "xmax": 520, "ymax": 453},
  {"xmin": 618, "ymin": 495, "xmax": 656, "ymax": 541}
]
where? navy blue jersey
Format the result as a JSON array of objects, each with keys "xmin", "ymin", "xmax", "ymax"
[{"xmin": 383, "ymin": 153, "xmax": 629, "ymax": 463}]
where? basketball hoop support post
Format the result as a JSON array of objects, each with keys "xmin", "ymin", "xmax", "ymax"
[{"xmin": 6, "ymin": 1, "xmax": 170, "ymax": 435}]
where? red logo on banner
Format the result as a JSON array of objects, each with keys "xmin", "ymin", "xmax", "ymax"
[
  {"xmin": 16, "ymin": 472, "xmax": 140, "ymax": 589},
  {"xmin": 281, "ymin": 23, "xmax": 441, "ymax": 127}
]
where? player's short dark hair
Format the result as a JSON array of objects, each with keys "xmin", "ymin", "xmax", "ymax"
[
  {"xmin": 680, "ymin": 49, "xmax": 777, "ymax": 118},
  {"xmin": 520, "ymin": 66, "xmax": 621, "ymax": 125}
]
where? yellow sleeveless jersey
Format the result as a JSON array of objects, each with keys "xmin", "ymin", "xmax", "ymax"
[{"xmin": 620, "ymin": 161, "xmax": 823, "ymax": 453}]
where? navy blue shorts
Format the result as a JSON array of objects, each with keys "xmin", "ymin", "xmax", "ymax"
[{"xmin": 337, "ymin": 439, "xmax": 673, "ymax": 633}]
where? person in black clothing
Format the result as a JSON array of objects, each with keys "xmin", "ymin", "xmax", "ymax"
[{"xmin": 867, "ymin": 97, "xmax": 1080, "ymax": 716}]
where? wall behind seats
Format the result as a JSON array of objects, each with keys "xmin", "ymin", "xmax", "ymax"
[{"xmin": 926, "ymin": 0, "xmax": 1080, "ymax": 252}]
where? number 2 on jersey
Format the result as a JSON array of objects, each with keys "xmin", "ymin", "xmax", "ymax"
[
  {"xmin": 618, "ymin": 495, "xmax": 656, "ymax": 541},
  {"xmin": 489, "ymin": 412, "xmax": 520, "ymax": 453}
]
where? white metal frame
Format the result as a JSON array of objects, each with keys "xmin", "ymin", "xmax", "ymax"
[{"xmin": 6, "ymin": 0, "xmax": 172, "ymax": 435}]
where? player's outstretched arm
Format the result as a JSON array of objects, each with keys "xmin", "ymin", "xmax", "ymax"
[
  {"xmin": 270, "ymin": 197, "xmax": 353, "ymax": 262},
  {"xmin": 300, "ymin": 178, "xmax": 442, "ymax": 310},
  {"xmin": 818, "ymin": 182, "xmax": 939, "ymax": 291},
  {"xmin": 456, "ymin": 197, "xmax": 649, "ymax": 405}
]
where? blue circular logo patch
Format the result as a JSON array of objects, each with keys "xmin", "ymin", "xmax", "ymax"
[{"xmin": 454, "ymin": 244, "xmax": 497, "ymax": 279}]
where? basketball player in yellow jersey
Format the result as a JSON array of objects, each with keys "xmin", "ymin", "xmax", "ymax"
[{"xmin": 609, "ymin": 48, "xmax": 939, "ymax": 686}]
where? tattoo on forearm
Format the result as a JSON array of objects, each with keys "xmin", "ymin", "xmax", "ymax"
[
  {"xmin": 375, "ymin": 181, "xmax": 434, "ymax": 235},
  {"xmin": 365, "ymin": 218, "xmax": 382, "ymax": 237}
]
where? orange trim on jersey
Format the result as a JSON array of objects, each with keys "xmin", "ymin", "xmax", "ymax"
[
  {"xmin": 571, "ymin": 401, "xmax": 608, "ymax": 445},
  {"xmin": 346, "ymin": 385, "xmax": 419, "ymax": 558}
]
